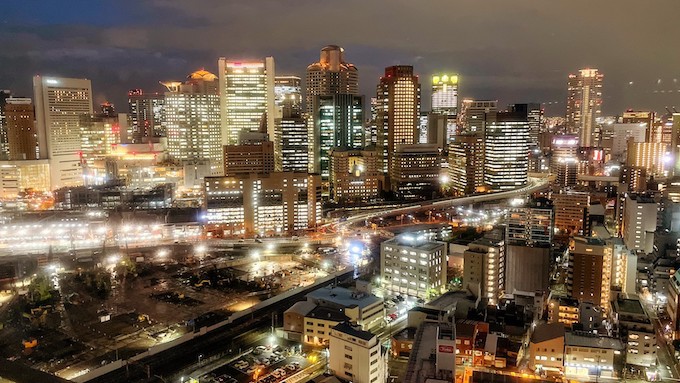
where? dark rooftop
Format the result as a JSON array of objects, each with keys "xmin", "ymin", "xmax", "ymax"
[{"xmin": 332, "ymin": 322, "xmax": 375, "ymax": 341}]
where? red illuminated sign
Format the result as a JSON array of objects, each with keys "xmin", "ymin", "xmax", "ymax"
[{"xmin": 438, "ymin": 345, "xmax": 454, "ymax": 353}]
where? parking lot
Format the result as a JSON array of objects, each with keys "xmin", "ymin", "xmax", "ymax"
[{"xmin": 199, "ymin": 337, "xmax": 311, "ymax": 383}]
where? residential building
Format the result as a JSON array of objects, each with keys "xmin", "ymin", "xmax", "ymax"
[
  {"xmin": 329, "ymin": 148, "xmax": 382, "ymax": 203},
  {"xmin": 127, "ymin": 89, "xmax": 164, "ymax": 142},
  {"xmin": 553, "ymin": 191, "xmax": 590, "ymax": 235},
  {"xmin": 622, "ymin": 110, "xmax": 655, "ymax": 141},
  {"xmin": 162, "ymin": 70, "xmax": 222, "ymax": 176},
  {"xmin": 463, "ymin": 237, "xmax": 505, "ymax": 305},
  {"xmin": 329, "ymin": 322, "xmax": 387, "ymax": 383},
  {"xmin": 548, "ymin": 297, "xmax": 580, "ymax": 328},
  {"xmin": 390, "ymin": 144, "xmax": 441, "ymax": 199},
  {"xmin": 376, "ymin": 66, "xmax": 420, "ymax": 173},
  {"xmin": 599, "ymin": 123, "xmax": 646, "ymax": 162},
  {"xmin": 4, "ymin": 98, "xmax": 38, "ymax": 160},
  {"xmin": 305, "ymin": 45, "xmax": 359, "ymax": 116},
  {"xmin": 627, "ymin": 141, "xmax": 668, "ymax": 176},
  {"xmin": 566, "ymin": 68, "xmax": 603, "ymax": 147},
  {"xmin": 505, "ymin": 200, "xmax": 554, "ymax": 246},
  {"xmin": 218, "ymin": 57, "xmax": 276, "ymax": 145},
  {"xmin": 484, "ymin": 111, "xmax": 529, "ymax": 191},
  {"xmin": 567, "ymin": 237, "xmax": 612, "ymax": 310},
  {"xmin": 33, "ymin": 76, "xmax": 93, "ymax": 189},
  {"xmin": 622, "ymin": 193, "xmax": 657, "ymax": 254},
  {"xmin": 528, "ymin": 323, "xmax": 565, "ymax": 374},
  {"xmin": 380, "ymin": 234, "xmax": 447, "ymax": 299},
  {"xmin": 611, "ymin": 294, "xmax": 656, "ymax": 368},
  {"xmin": 447, "ymin": 134, "xmax": 484, "ymax": 195}
]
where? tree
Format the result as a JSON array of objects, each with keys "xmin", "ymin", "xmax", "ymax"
[{"xmin": 28, "ymin": 275, "xmax": 52, "ymax": 304}]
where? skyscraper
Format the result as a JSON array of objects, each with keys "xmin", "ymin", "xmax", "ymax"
[
  {"xmin": 79, "ymin": 113, "xmax": 121, "ymax": 184},
  {"xmin": 305, "ymin": 45, "xmax": 358, "ymax": 115},
  {"xmin": 275, "ymin": 105, "xmax": 308, "ymax": 173},
  {"xmin": 274, "ymin": 76, "xmax": 302, "ymax": 111},
  {"xmin": 127, "ymin": 89, "xmax": 164, "ymax": 143},
  {"xmin": 0, "ymin": 90, "xmax": 11, "ymax": 160},
  {"xmin": 431, "ymin": 74, "xmax": 459, "ymax": 141},
  {"xmin": 566, "ymin": 68, "xmax": 603, "ymax": 147},
  {"xmin": 568, "ymin": 237, "xmax": 612, "ymax": 310},
  {"xmin": 458, "ymin": 99, "xmax": 498, "ymax": 134},
  {"xmin": 483, "ymin": 111, "xmax": 529, "ymax": 191},
  {"xmin": 448, "ymin": 134, "xmax": 484, "ymax": 195},
  {"xmin": 5, "ymin": 98, "xmax": 38, "ymax": 161},
  {"xmin": 163, "ymin": 70, "xmax": 222, "ymax": 176},
  {"xmin": 509, "ymin": 103, "xmax": 542, "ymax": 146},
  {"xmin": 376, "ymin": 65, "xmax": 421, "ymax": 174},
  {"xmin": 33, "ymin": 76, "xmax": 93, "ymax": 189},
  {"xmin": 218, "ymin": 57, "xmax": 276, "ymax": 145},
  {"xmin": 311, "ymin": 94, "xmax": 364, "ymax": 178}
]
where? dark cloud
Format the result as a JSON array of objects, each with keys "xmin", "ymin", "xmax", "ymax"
[{"xmin": 1, "ymin": 0, "xmax": 679, "ymax": 114}]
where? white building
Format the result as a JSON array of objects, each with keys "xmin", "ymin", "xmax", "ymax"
[
  {"xmin": 329, "ymin": 322, "xmax": 387, "ymax": 383},
  {"xmin": 529, "ymin": 323, "xmax": 565, "ymax": 374},
  {"xmin": 162, "ymin": 70, "xmax": 222, "ymax": 176},
  {"xmin": 306, "ymin": 286, "xmax": 384, "ymax": 330},
  {"xmin": 33, "ymin": 76, "xmax": 93, "ymax": 189},
  {"xmin": 380, "ymin": 234, "xmax": 447, "ymax": 299},
  {"xmin": 218, "ymin": 57, "xmax": 275, "ymax": 145},
  {"xmin": 622, "ymin": 193, "xmax": 657, "ymax": 254},
  {"xmin": 564, "ymin": 332, "xmax": 623, "ymax": 380}
]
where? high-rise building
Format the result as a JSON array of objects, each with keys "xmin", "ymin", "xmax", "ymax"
[
  {"xmin": 553, "ymin": 191, "xmax": 590, "ymax": 235},
  {"xmin": 275, "ymin": 105, "xmax": 308, "ymax": 173},
  {"xmin": 305, "ymin": 45, "xmax": 359, "ymax": 115},
  {"xmin": 567, "ymin": 237, "xmax": 612, "ymax": 310},
  {"xmin": 223, "ymin": 141, "xmax": 274, "ymax": 177},
  {"xmin": 79, "ymin": 113, "xmax": 122, "ymax": 184},
  {"xmin": 376, "ymin": 66, "xmax": 421, "ymax": 173},
  {"xmin": 484, "ymin": 111, "xmax": 529, "ymax": 191},
  {"xmin": 626, "ymin": 141, "xmax": 668, "ymax": 176},
  {"xmin": 390, "ymin": 144, "xmax": 441, "ymax": 199},
  {"xmin": 0, "ymin": 90, "xmax": 12, "ymax": 159},
  {"xmin": 459, "ymin": 99, "xmax": 497, "ymax": 134},
  {"xmin": 509, "ymin": 103, "xmax": 543, "ymax": 146},
  {"xmin": 566, "ymin": 68, "xmax": 603, "ymax": 147},
  {"xmin": 622, "ymin": 193, "xmax": 657, "ymax": 254},
  {"xmin": 622, "ymin": 110, "xmax": 655, "ymax": 141},
  {"xmin": 463, "ymin": 237, "xmax": 505, "ymax": 305},
  {"xmin": 431, "ymin": 74, "xmax": 459, "ymax": 141},
  {"xmin": 4, "ymin": 98, "xmax": 38, "ymax": 161},
  {"xmin": 127, "ymin": 89, "xmax": 164, "ymax": 143},
  {"xmin": 506, "ymin": 200, "xmax": 554, "ymax": 247},
  {"xmin": 380, "ymin": 234, "xmax": 447, "ymax": 299},
  {"xmin": 447, "ymin": 134, "xmax": 485, "ymax": 195},
  {"xmin": 162, "ymin": 70, "xmax": 222, "ymax": 176},
  {"xmin": 551, "ymin": 135, "xmax": 579, "ymax": 187},
  {"xmin": 311, "ymin": 94, "xmax": 364, "ymax": 178},
  {"xmin": 33, "ymin": 76, "xmax": 93, "ymax": 189},
  {"xmin": 218, "ymin": 57, "xmax": 276, "ymax": 145},
  {"xmin": 599, "ymin": 123, "xmax": 646, "ymax": 162},
  {"xmin": 274, "ymin": 76, "xmax": 302, "ymax": 111}
]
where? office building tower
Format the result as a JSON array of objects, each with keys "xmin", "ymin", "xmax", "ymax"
[
  {"xmin": 329, "ymin": 148, "xmax": 382, "ymax": 203},
  {"xmin": 275, "ymin": 105, "xmax": 308, "ymax": 173},
  {"xmin": 551, "ymin": 135, "xmax": 579, "ymax": 187},
  {"xmin": 203, "ymin": 172, "xmax": 321, "ymax": 236},
  {"xmin": 223, "ymin": 141, "xmax": 274, "ymax": 177},
  {"xmin": 432, "ymin": 74, "xmax": 459, "ymax": 141},
  {"xmin": 390, "ymin": 144, "xmax": 441, "ymax": 199},
  {"xmin": 626, "ymin": 141, "xmax": 668, "ymax": 176},
  {"xmin": 431, "ymin": 74, "xmax": 459, "ymax": 115},
  {"xmin": 0, "ymin": 160, "xmax": 50, "ymax": 199},
  {"xmin": 553, "ymin": 191, "xmax": 590, "ymax": 235},
  {"xmin": 127, "ymin": 89, "xmax": 164, "ymax": 143},
  {"xmin": 484, "ymin": 111, "xmax": 529, "ymax": 191},
  {"xmin": 599, "ymin": 123, "xmax": 646, "ymax": 162},
  {"xmin": 380, "ymin": 234, "xmax": 447, "ymax": 299},
  {"xmin": 99, "ymin": 101, "xmax": 115, "ymax": 117},
  {"xmin": 33, "ymin": 76, "xmax": 93, "ymax": 189},
  {"xmin": 376, "ymin": 66, "xmax": 421, "ymax": 173},
  {"xmin": 0, "ymin": 90, "xmax": 12, "ymax": 159},
  {"xmin": 162, "ymin": 70, "xmax": 222, "ymax": 176},
  {"xmin": 622, "ymin": 193, "xmax": 657, "ymax": 254},
  {"xmin": 425, "ymin": 112, "xmax": 449, "ymax": 150},
  {"xmin": 459, "ymin": 99, "xmax": 497, "ymax": 134},
  {"xmin": 622, "ymin": 110, "xmax": 655, "ymax": 141},
  {"xmin": 329, "ymin": 323, "xmax": 387, "ymax": 383},
  {"xmin": 4, "ymin": 98, "xmax": 38, "ymax": 160},
  {"xmin": 274, "ymin": 76, "xmax": 302, "ymax": 111},
  {"xmin": 218, "ymin": 57, "xmax": 276, "ymax": 145},
  {"xmin": 568, "ymin": 237, "xmax": 612, "ymax": 309},
  {"xmin": 311, "ymin": 94, "xmax": 364, "ymax": 178},
  {"xmin": 448, "ymin": 134, "xmax": 484, "ymax": 195},
  {"xmin": 79, "ymin": 113, "xmax": 122, "ymax": 184},
  {"xmin": 566, "ymin": 68, "xmax": 603, "ymax": 147},
  {"xmin": 463, "ymin": 237, "xmax": 505, "ymax": 305},
  {"xmin": 305, "ymin": 45, "xmax": 359, "ymax": 115},
  {"xmin": 509, "ymin": 103, "xmax": 543, "ymax": 146}
]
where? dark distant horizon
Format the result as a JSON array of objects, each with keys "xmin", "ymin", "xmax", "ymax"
[{"xmin": 1, "ymin": 0, "xmax": 679, "ymax": 116}]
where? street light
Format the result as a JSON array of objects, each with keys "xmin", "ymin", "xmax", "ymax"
[{"xmin": 198, "ymin": 354, "xmax": 203, "ymax": 366}]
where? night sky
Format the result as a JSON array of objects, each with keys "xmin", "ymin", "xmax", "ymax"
[{"xmin": 1, "ymin": 0, "xmax": 679, "ymax": 116}]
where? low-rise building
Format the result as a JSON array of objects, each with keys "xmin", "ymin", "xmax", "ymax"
[
  {"xmin": 611, "ymin": 294, "xmax": 656, "ymax": 368},
  {"xmin": 306, "ymin": 285, "xmax": 384, "ymax": 330},
  {"xmin": 404, "ymin": 322, "xmax": 456, "ymax": 383},
  {"xmin": 564, "ymin": 332, "xmax": 624, "ymax": 380},
  {"xmin": 528, "ymin": 323, "xmax": 565, "ymax": 374}
]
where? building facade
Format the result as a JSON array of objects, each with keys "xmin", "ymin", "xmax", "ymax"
[
  {"xmin": 4, "ymin": 98, "xmax": 38, "ymax": 161},
  {"xmin": 566, "ymin": 69, "xmax": 603, "ymax": 147},
  {"xmin": 483, "ymin": 111, "xmax": 529, "ymax": 191}
]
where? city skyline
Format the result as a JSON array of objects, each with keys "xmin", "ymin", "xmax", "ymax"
[{"xmin": 1, "ymin": 1, "xmax": 679, "ymax": 115}]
